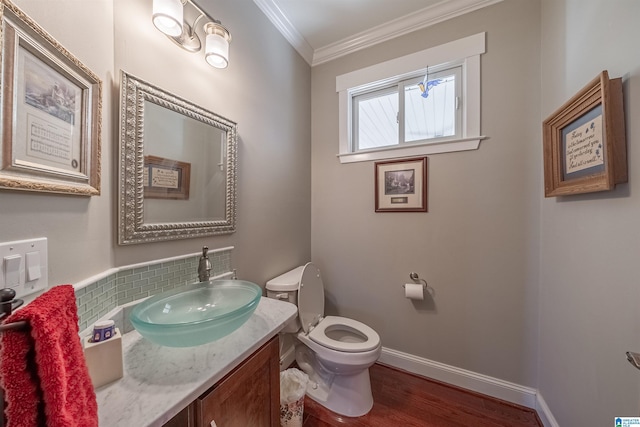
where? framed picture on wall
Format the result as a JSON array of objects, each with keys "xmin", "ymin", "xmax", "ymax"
[
  {"xmin": 542, "ymin": 70, "xmax": 626, "ymax": 197},
  {"xmin": 143, "ymin": 155, "xmax": 191, "ymax": 200},
  {"xmin": 0, "ymin": 0, "xmax": 102, "ymax": 196},
  {"xmin": 375, "ymin": 157, "xmax": 427, "ymax": 212}
]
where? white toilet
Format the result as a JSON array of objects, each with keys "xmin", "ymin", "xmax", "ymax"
[{"xmin": 266, "ymin": 263, "xmax": 381, "ymax": 417}]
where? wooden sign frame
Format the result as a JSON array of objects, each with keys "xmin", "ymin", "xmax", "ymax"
[{"xmin": 542, "ymin": 71, "xmax": 626, "ymax": 197}]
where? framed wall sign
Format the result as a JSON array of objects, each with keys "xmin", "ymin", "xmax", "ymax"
[
  {"xmin": 143, "ymin": 155, "xmax": 190, "ymax": 200},
  {"xmin": 542, "ymin": 71, "xmax": 626, "ymax": 197},
  {"xmin": 0, "ymin": 0, "xmax": 102, "ymax": 196},
  {"xmin": 375, "ymin": 157, "xmax": 427, "ymax": 212}
]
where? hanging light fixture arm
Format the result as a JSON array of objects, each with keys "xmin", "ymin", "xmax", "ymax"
[
  {"xmin": 190, "ymin": 13, "xmax": 206, "ymax": 34},
  {"xmin": 188, "ymin": 0, "xmax": 228, "ymax": 37},
  {"xmin": 187, "ymin": 0, "xmax": 213, "ymax": 28}
]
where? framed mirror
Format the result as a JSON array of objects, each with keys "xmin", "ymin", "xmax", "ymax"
[{"xmin": 118, "ymin": 71, "xmax": 237, "ymax": 245}]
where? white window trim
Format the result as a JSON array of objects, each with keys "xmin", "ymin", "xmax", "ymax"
[{"xmin": 336, "ymin": 32, "xmax": 487, "ymax": 164}]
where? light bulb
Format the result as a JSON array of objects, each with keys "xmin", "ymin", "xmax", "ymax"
[
  {"xmin": 204, "ymin": 22, "xmax": 231, "ymax": 69},
  {"xmin": 205, "ymin": 33, "xmax": 229, "ymax": 68},
  {"xmin": 152, "ymin": 0, "xmax": 183, "ymax": 37}
]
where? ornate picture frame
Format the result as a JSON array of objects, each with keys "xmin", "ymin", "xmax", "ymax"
[
  {"xmin": 542, "ymin": 71, "xmax": 626, "ymax": 197},
  {"xmin": 375, "ymin": 157, "xmax": 427, "ymax": 212},
  {"xmin": 0, "ymin": 0, "xmax": 102, "ymax": 196}
]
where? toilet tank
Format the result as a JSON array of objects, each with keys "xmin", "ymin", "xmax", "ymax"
[
  {"xmin": 265, "ymin": 266, "xmax": 304, "ymax": 304},
  {"xmin": 266, "ymin": 266, "xmax": 304, "ymax": 333}
]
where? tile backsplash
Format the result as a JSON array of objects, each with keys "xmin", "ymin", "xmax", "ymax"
[{"xmin": 74, "ymin": 248, "xmax": 232, "ymax": 331}]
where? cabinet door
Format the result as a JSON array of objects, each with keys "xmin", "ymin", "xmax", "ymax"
[
  {"xmin": 196, "ymin": 336, "xmax": 280, "ymax": 427},
  {"xmin": 163, "ymin": 402, "xmax": 195, "ymax": 427}
]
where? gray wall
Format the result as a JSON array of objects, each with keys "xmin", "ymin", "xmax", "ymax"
[
  {"xmin": 311, "ymin": 0, "xmax": 541, "ymax": 387},
  {"xmin": 2, "ymin": 0, "xmax": 311, "ymax": 293},
  {"xmin": 539, "ymin": 0, "xmax": 640, "ymax": 424},
  {"xmin": 1, "ymin": 0, "xmax": 115, "ymax": 294}
]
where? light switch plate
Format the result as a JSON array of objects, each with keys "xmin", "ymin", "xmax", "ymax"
[{"xmin": 0, "ymin": 238, "xmax": 47, "ymax": 298}]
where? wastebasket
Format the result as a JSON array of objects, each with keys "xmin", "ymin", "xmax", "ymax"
[{"xmin": 279, "ymin": 368, "xmax": 309, "ymax": 427}]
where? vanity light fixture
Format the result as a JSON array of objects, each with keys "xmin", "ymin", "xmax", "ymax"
[{"xmin": 152, "ymin": 0, "xmax": 232, "ymax": 68}]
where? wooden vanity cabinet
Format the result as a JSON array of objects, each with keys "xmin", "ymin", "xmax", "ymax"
[
  {"xmin": 163, "ymin": 336, "xmax": 280, "ymax": 427},
  {"xmin": 196, "ymin": 336, "xmax": 280, "ymax": 427}
]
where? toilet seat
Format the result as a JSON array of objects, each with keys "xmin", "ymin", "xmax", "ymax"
[
  {"xmin": 297, "ymin": 263, "xmax": 380, "ymax": 354},
  {"xmin": 297, "ymin": 263, "xmax": 326, "ymax": 334},
  {"xmin": 308, "ymin": 316, "xmax": 380, "ymax": 353}
]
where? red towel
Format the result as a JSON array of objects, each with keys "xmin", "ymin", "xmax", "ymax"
[{"xmin": 0, "ymin": 285, "xmax": 98, "ymax": 427}]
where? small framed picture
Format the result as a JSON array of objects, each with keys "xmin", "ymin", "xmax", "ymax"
[
  {"xmin": 542, "ymin": 71, "xmax": 627, "ymax": 197},
  {"xmin": 375, "ymin": 157, "xmax": 427, "ymax": 212},
  {"xmin": 143, "ymin": 155, "xmax": 190, "ymax": 200}
]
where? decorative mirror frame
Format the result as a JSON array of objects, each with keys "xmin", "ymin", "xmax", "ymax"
[{"xmin": 118, "ymin": 70, "xmax": 237, "ymax": 245}]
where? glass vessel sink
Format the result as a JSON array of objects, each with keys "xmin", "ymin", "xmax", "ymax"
[{"xmin": 130, "ymin": 279, "xmax": 262, "ymax": 347}]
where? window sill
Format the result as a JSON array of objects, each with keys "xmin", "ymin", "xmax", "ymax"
[{"xmin": 337, "ymin": 136, "xmax": 487, "ymax": 164}]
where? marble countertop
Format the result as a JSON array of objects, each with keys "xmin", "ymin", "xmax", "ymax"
[{"xmin": 95, "ymin": 297, "xmax": 297, "ymax": 427}]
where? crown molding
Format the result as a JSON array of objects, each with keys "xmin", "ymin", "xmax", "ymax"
[
  {"xmin": 254, "ymin": 0, "xmax": 502, "ymax": 67},
  {"xmin": 313, "ymin": 0, "xmax": 503, "ymax": 66},
  {"xmin": 252, "ymin": 0, "xmax": 314, "ymax": 64}
]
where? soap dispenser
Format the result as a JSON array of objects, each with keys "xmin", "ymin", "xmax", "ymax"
[{"xmin": 198, "ymin": 246, "xmax": 212, "ymax": 282}]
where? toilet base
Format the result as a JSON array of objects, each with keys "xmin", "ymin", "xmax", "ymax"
[
  {"xmin": 306, "ymin": 368, "xmax": 374, "ymax": 417},
  {"xmin": 296, "ymin": 345, "xmax": 374, "ymax": 417},
  {"xmin": 278, "ymin": 333, "xmax": 296, "ymax": 371}
]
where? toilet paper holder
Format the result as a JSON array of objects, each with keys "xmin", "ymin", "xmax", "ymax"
[{"xmin": 405, "ymin": 272, "xmax": 428, "ymax": 289}]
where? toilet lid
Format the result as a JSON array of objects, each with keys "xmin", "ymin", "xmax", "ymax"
[
  {"xmin": 297, "ymin": 262, "xmax": 325, "ymax": 334},
  {"xmin": 308, "ymin": 316, "xmax": 380, "ymax": 353}
]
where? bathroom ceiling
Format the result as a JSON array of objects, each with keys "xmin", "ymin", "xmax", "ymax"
[{"xmin": 253, "ymin": 0, "xmax": 503, "ymax": 66}]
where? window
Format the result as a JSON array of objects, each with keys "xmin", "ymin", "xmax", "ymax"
[
  {"xmin": 352, "ymin": 66, "xmax": 462, "ymax": 151},
  {"xmin": 336, "ymin": 33, "xmax": 486, "ymax": 164}
]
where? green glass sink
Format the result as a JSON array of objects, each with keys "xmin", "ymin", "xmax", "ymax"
[{"xmin": 130, "ymin": 279, "xmax": 262, "ymax": 347}]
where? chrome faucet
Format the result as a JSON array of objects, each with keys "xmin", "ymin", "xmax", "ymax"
[{"xmin": 198, "ymin": 246, "xmax": 212, "ymax": 282}]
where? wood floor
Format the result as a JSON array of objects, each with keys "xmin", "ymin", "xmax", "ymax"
[{"xmin": 301, "ymin": 364, "xmax": 542, "ymax": 427}]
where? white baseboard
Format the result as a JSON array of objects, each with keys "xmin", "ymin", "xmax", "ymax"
[
  {"xmin": 535, "ymin": 393, "xmax": 560, "ymax": 427},
  {"xmin": 379, "ymin": 347, "xmax": 557, "ymax": 427}
]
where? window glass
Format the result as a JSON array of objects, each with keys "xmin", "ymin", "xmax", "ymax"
[
  {"xmin": 403, "ymin": 69, "xmax": 459, "ymax": 143},
  {"xmin": 354, "ymin": 88, "xmax": 398, "ymax": 150}
]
